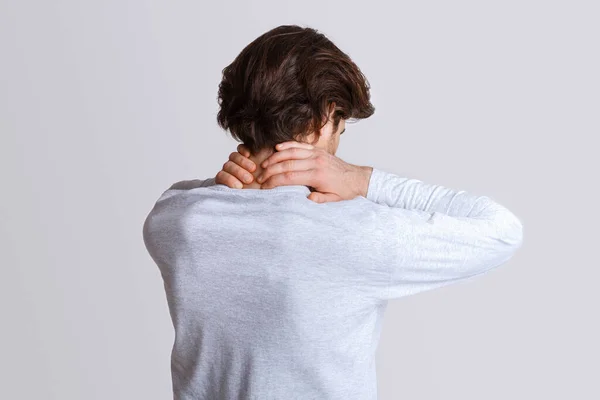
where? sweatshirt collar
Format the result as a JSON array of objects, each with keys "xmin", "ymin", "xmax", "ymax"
[{"xmin": 210, "ymin": 184, "xmax": 311, "ymax": 196}]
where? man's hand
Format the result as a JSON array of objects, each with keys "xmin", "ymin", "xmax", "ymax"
[
  {"xmin": 215, "ymin": 141, "xmax": 373, "ymax": 203},
  {"xmin": 215, "ymin": 144, "xmax": 257, "ymax": 189},
  {"xmin": 256, "ymin": 141, "xmax": 372, "ymax": 203}
]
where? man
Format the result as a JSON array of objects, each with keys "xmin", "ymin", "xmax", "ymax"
[{"xmin": 143, "ymin": 24, "xmax": 524, "ymax": 400}]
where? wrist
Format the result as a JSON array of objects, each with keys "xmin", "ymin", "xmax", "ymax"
[{"xmin": 352, "ymin": 165, "xmax": 373, "ymax": 198}]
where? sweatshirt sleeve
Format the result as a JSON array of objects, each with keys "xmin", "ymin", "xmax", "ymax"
[{"xmin": 365, "ymin": 168, "xmax": 524, "ymax": 299}]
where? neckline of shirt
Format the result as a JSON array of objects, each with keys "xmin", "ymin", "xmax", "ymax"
[{"xmin": 209, "ymin": 184, "xmax": 311, "ymax": 195}]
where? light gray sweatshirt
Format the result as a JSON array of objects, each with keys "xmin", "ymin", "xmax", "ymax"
[{"xmin": 142, "ymin": 167, "xmax": 523, "ymax": 400}]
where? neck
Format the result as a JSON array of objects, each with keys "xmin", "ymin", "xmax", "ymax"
[{"xmin": 243, "ymin": 147, "xmax": 276, "ymax": 189}]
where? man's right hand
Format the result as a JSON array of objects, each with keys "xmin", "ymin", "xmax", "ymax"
[{"xmin": 256, "ymin": 142, "xmax": 372, "ymax": 203}]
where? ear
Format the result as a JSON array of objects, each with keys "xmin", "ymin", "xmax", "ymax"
[
  {"xmin": 294, "ymin": 130, "xmax": 320, "ymax": 147},
  {"xmin": 316, "ymin": 102, "xmax": 337, "ymax": 135}
]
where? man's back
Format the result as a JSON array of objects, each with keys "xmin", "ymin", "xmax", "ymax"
[{"xmin": 142, "ymin": 169, "xmax": 523, "ymax": 400}]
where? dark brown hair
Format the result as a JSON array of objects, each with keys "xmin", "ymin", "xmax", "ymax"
[{"xmin": 217, "ymin": 25, "xmax": 375, "ymax": 154}]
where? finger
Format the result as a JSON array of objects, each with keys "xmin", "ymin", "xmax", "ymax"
[
  {"xmin": 275, "ymin": 141, "xmax": 314, "ymax": 151},
  {"xmin": 256, "ymin": 159, "xmax": 314, "ymax": 184},
  {"xmin": 222, "ymin": 161, "xmax": 254, "ymax": 184},
  {"xmin": 229, "ymin": 151, "xmax": 256, "ymax": 172},
  {"xmin": 237, "ymin": 143, "xmax": 252, "ymax": 157},
  {"xmin": 261, "ymin": 147, "xmax": 314, "ymax": 168},
  {"xmin": 308, "ymin": 192, "xmax": 343, "ymax": 203},
  {"xmin": 260, "ymin": 169, "xmax": 317, "ymax": 190},
  {"xmin": 215, "ymin": 170, "xmax": 244, "ymax": 189}
]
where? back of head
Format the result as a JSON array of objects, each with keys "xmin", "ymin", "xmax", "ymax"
[{"xmin": 217, "ymin": 25, "xmax": 375, "ymax": 154}]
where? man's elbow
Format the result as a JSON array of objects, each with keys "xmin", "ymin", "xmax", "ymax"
[
  {"xmin": 501, "ymin": 209, "xmax": 524, "ymax": 251},
  {"xmin": 489, "ymin": 210, "xmax": 524, "ymax": 272},
  {"xmin": 467, "ymin": 210, "xmax": 524, "ymax": 278}
]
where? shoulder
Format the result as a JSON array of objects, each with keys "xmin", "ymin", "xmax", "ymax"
[
  {"xmin": 168, "ymin": 177, "xmax": 216, "ymax": 191},
  {"xmin": 145, "ymin": 178, "xmax": 219, "ymax": 211}
]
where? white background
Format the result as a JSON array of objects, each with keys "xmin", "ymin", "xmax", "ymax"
[{"xmin": 1, "ymin": 1, "xmax": 598, "ymax": 399}]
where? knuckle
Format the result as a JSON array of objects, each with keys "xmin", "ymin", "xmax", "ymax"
[
  {"xmin": 284, "ymin": 171, "xmax": 295, "ymax": 180},
  {"xmin": 230, "ymin": 163, "xmax": 241, "ymax": 174},
  {"xmin": 262, "ymin": 166, "xmax": 273, "ymax": 176},
  {"xmin": 236, "ymin": 169, "xmax": 249, "ymax": 181}
]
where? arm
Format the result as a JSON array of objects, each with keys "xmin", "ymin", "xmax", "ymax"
[
  {"xmin": 366, "ymin": 167, "xmax": 492, "ymax": 216},
  {"xmin": 366, "ymin": 169, "xmax": 524, "ymax": 298}
]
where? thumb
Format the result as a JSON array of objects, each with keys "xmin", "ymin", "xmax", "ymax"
[{"xmin": 308, "ymin": 192, "xmax": 343, "ymax": 203}]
